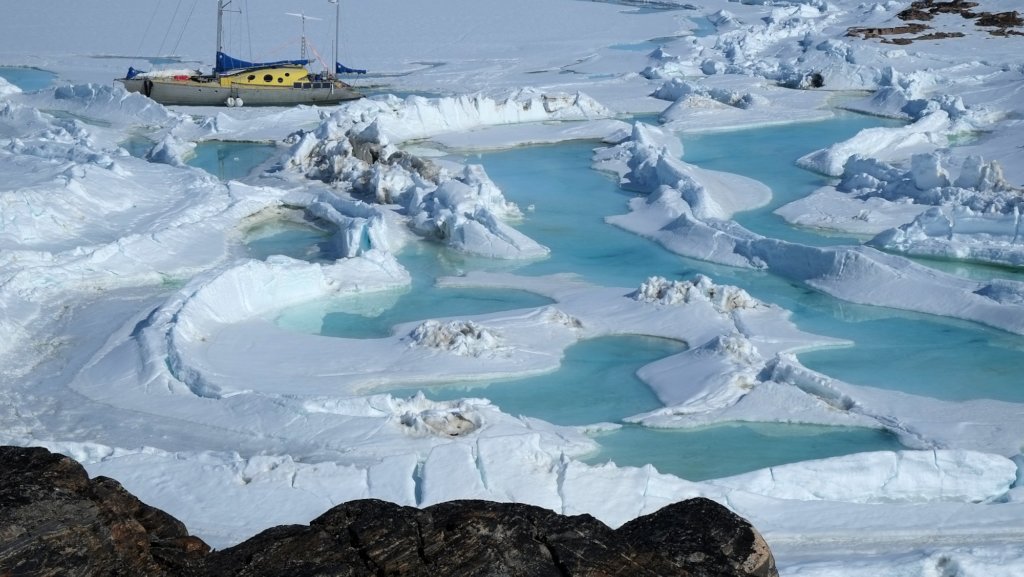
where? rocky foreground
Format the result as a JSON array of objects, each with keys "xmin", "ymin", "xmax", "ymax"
[{"xmin": 0, "ymin": 445, "xmax": 777, "ymax": 576}]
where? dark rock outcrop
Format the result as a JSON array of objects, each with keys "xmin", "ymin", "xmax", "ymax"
[
  {"xmin": 1, "ymin": 446, "xmax": 778, "ymax": 576},
  {"xmin": 0, "ymin": 445, "xmax": 209, "ymax": 577},
  {"xmin": 862, "ymin": 1, "xmax": 1022, "ymax": 41}
]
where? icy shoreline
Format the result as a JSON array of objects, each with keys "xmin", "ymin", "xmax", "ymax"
[{"xmin": 3, "ymin": 0, "xmax": 1024, "ymax": 575}]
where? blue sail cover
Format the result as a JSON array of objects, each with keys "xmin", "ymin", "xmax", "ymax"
[
  {"xmin": 215, "ymin": 51, "xmax": 309, "ymax": 73},
  {"xmin": 336, "ymin": 62, "xmax": 367, "ymax": 75}
]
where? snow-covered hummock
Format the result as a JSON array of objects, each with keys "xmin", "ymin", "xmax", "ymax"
[
  {"xmin": 780, "ymin": 149, "xmax": 1024, "ymax": 265},
  {"xmin": 4, "ymin": 0, "xmax": 1024, "ymax": 576},
  {"xmin": 594, "ymin": 122, "xmax": 771, "ymax": 220},
  {"xmin": 0, "ymin": 76, "xmax": 22, "ymax": 98},
  {"xmin": 278, "ymin": 91, "xmax": 611, "ymax": 259},
  {"xmin": 603, "ymin": 122, "xmax": 1024, "ymax": 335}
]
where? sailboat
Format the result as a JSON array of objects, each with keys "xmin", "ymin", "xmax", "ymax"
[{"xmin": 119, "ymin": 0, "xmax": 363, "ymax": 106}]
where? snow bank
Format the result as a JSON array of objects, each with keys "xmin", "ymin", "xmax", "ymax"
[
  {"xmin": 409, "ymin": 319, "xmax": 503, "ymax": 357},
  {"xmin": 858, "ymin": 154, "xmax": 1024, "ymax": 265},
  {"xmin": 159, "ymin": 252, "xmax": 410, "ymax": 397},
  {"xmin": 712, "ymin": 450, "xmax": 1017, "ymax": 504},
  {"xmin": 603, "ymin": 126, "xmax": 1024, "ymax": 335},
  {"xmin": 780, "ymin": 150, "xmax": 1024, "ymax": 265},
  {"xmin": 797, "ymin": 111, "xmax": 949, "ymax": 176},
  {"xmin": 283, "ymin": 95, "xmax": 556, "ymax": 260},
  {"xmin": 173, "ymin": 252, "xmax": 409, "ymax": 332},
  {"xmin": 0, "ymin": 76, "xmax": 21, "ymax": 97},
  {"xmin": 633, "ymin": 274, "xmax": 761, "ymax": 312},
  {"xmin": 653, "ymin": 78, "xmax": 769, "ymax": 110},
  {"xmin": 594, "ymin": 122, "xmax": 771, "ymax": 220},
  {"xmin": 358, "ymin": 90, "xmax": 611, "ymax": 144}
]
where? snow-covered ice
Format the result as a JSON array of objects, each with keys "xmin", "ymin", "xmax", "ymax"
[{"xmin": 3, "ymin": 0, "xmax": 1024, "ymax": 575}]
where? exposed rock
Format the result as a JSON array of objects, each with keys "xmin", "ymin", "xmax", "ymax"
[
  {"xmin": 862, "ymin": 2, "xmax": 1020, "ymax": 41},
  {"xmin": 847, "ymin": 23, "xmax": 930, "ymax": 40},
  {"xmin": 0, "ymin": 445, "xmax": 209, "ymax": 577},
  {"xmin": 207, "ymin": 498, "xmax": 778, "ymax": 577},
  {"xmin": 1, "ymin": 445, "xmax": 779, "ymax": 577},
  {"xmin": 898, "ymin": 8, "xmax": 935, "ymax": 21}
]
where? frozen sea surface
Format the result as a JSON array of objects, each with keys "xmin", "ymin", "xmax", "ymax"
[
  {"xmin": 255, "ymin": 115, "xmax": 1024, "ymax": 478},
  {"xmin": 3, "ymin": 0, "xmax": 1024, "ymax": 573}
]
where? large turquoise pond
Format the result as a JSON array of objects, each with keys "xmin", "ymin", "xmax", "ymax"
[{"xmin": 244, "ymin": 112, "xmax": 1024, "ymax": 480}]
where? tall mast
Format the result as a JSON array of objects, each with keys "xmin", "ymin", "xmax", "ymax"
[
  {"xmin": 333, "ymin": 0, "xmax": 340, "ymax": 74},
  {"xmin": 216, "ymin": 0, "xmax": 227, "ymax": 55}
]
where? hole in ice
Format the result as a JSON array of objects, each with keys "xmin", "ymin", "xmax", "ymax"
[
  {"xmin": 0, "ymin": 66, "xmax": 57, "ymax": 92},
  {"xmin": 242, "ymin": 216, "xmax": 333, "ymax": 263},
  {"xmin": 678, "ymin": 111, "xmax": 907, "ymax": 247},
  {"xmin": 186, "ymin": 141, "xmax": 279, "ymax": 181},
  {"xmin": 583, "ymin": 422, "xmax": 905, "ymax": 481},
  {"xmin": 389, "ymin": 335, "xmax": 685, "ymax": 426},
  {"xmin": 120, "ymin": 135, "xmax": 156, "ymax": 159}
]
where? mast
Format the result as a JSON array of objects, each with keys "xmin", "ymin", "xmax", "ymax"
[
  {"xmin": 216, "ymin": 0, "xmax": 227, "ymax": 55},
  {"xmin": 334, "ymin": 0, "xmax": 340, "ymax": 75}
]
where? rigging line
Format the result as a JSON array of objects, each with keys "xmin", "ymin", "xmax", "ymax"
[
  {"xmin": 170, "ymin": 0, "xmax": 200, "ymax": 58},
  {"xmin": 306, "ymin": 41, "xmax": 329, "ymax": 71},
  {"xmin": 156, "ymin": 0, "xmax": 185, "ymax": 58},
  {"xmin": 132, "ymin": 0, "xmax": 164, "ymax": 67}
]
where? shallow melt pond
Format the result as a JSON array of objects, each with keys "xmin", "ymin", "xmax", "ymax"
[
  {"xmin": 392, "ymin": 336, "xmax": 683, "ymax": 426},
  {"xmin": 680, "ymin": 112, "xmax": 906, "ymax": 246},
  {"xmin": 796, "ymin": 309, "xmax": 1024, "ymax": 403},
  {"xmin": 244, "ymin": 219, "xmax": 333, "ymax": 263},
  {"xmin": 583, "ymin": 423, "xmax": 905, "ymax": 482},
  {"xmin": 259, "ymin": 120, "xmax": 1023, "ymax": 482},
  {"xmin": 187, "ymin": 141, "xmax": 278, "ymax": 180},
  {"xmin": 657, "ymin": 115, "xmax": 1024, "ymax": 403},
  {"xmin": 474, "ymin": 140, "xmax": 709, "ymax": 287},
  {"xmin": 272, "ymin": 241, "xmax": 555, "ymax": 338},
  {"xmin": 0, "ymin": 66, "xmax": 57, "ymax": 91}
]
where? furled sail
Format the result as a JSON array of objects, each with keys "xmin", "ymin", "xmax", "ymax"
[
  {"xmin": 215, "ymin": 51, "xmax": 310, "ymax": 73},
  {"xmin": 336, "ymin": 62, "xmax": 367, "ymax": 75}
]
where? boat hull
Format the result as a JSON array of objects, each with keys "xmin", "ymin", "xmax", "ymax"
[{"xmin": 121, "ymin": 76, "xmax": 361, "ymax": 106}]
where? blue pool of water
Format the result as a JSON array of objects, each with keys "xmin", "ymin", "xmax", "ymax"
[
  {"xmin": 392, "ymin": 336, "xmax": 682, "ymax": 425},
  {"xmin": 583, "ymin": 423, "xmax": 904, "ymax": 481},
  {"xmin": 245, "ymin": 218, "xmax": 333, "ymax": 262},
  {"xmin": 796, "ymin": 309, "xmax": 1024, "ymax": 402},
  {"xmin": 680, "ymin": 112, "xmax": 906, "ymax": 246},
  {"xmin": 469, "ymin": 141, "xmax": 716, "ymax": 288},
  {"xmin": 249, "ymin": 112, "xmax": 1024, "ymax": 479},
  {"xmin": 0, "ymin": 66, "xmax": 57, "ymax": 92},
  {"xmin": 270, "ymin": 240, "xmax": 555, "ymax": 338},
  {"xmin": 186, "ymin": 141, "xmax": 279, "ymax": 180}
]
